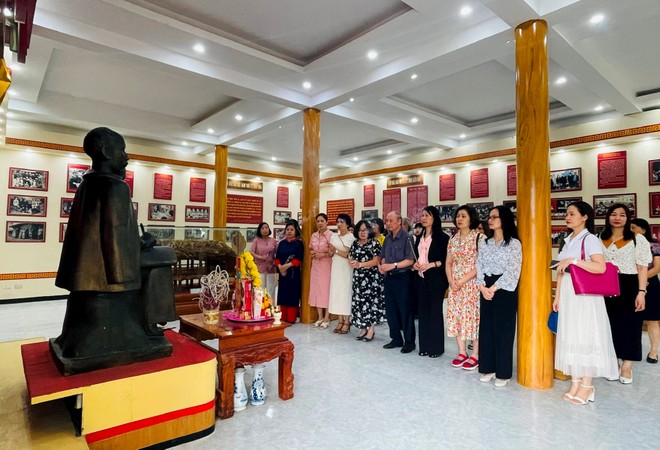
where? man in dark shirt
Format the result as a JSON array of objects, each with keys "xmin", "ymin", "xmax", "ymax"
[{"xmin": 379, "ymin": 211, "xmax": 416, "ymax": 353}]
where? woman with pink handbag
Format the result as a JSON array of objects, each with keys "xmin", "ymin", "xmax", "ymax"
[
  {"xmin": 600, "ymin": 204, "xmax": 652, "ymax": 384},
  {"xmin": 552, "ymin": 201, "xmax": 618, "ymax": 405}
]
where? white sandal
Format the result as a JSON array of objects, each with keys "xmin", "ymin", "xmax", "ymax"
[{"xmin": 313, "ymin": 319, "xmax": 323, "ymax": 327}]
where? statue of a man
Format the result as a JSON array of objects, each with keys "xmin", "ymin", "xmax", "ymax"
[{"xmin": 51, "ymin": 127, "xmax": 172, "ymax": 375}]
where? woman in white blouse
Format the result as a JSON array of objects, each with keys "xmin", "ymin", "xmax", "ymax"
[
  {"xmin": 599, "ymin": 203, "xmax": 652, "ymax": 384},
  {"xmin": 475, "ymin": 205, "xmax": 522, "ymax": 387},
  {"xmin": 553, "ymin": 201, "xmax": 618, "ymax": 405}
]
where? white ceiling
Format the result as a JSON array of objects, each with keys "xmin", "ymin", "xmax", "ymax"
[{"xmin": 6, "ymin": 0, "xmax": 660, "ymax": 172}]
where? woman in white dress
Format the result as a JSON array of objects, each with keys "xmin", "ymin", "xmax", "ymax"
[
  {"xmin": 328, "ymin": 214, "xmax": 356, "ymax": 334},
  {"xmin": 552, "ymin": 201, "xmax": 618, "ymax": 405}
]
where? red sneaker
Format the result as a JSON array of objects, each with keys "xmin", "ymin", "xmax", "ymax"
[
  {"xmin": 451, "ymin": 353, "xmax": 468, "ymax": 368},
  {"xmin": 462, "ymin": 356, "xmax": 479, "ymax": 371}
]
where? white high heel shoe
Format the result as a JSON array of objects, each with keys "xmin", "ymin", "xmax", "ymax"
[
  {"xmin": 619, "ymin": 370, "xmax": 633, "ymax": 384},
  {"xmin": 570, "ymin": 384, "xmax": 595, "ymax": 405},
  {"xmin": 562, "ymin": 378, "xmax": 582, "ymax": 401}
]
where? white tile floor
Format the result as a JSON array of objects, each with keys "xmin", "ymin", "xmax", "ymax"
[{"xmin": 1, "ymin": 299, "xmax": 658, "ymax": 449}]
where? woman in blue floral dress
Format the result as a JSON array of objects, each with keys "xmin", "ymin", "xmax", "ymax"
[{"xmin": 348, "ymin": 220, "xmax": 385, "ymax": 341}]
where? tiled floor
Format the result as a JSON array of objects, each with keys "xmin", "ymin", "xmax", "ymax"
[{"xmin": 1, "ymin": 299, "xmax": 658, "ymax": 449}]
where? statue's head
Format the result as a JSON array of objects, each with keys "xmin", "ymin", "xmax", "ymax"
[{"xmin": 83, "ymin": 127, "xmax": 128, "ymax": 178}]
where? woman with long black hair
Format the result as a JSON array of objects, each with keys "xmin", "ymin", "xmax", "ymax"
[{"xmin": 475, "ymin": 205, "xmax": 522, "ymax": 387}]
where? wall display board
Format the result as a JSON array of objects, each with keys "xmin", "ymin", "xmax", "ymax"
[
  {"xmin": 387, "ymin": 174, "xmax": 423, "ymax": 189},
  {"xmin": 507, "ymin": 165, "xmax": 517, "ymax": 196},
  {"xmin": 363, "ymin": 184, "xmax": 375, "ymax": 207},
  {"xmin": 148, "ymin": 203, "xmax": 176, "ymax": 222},
  {"xmin": 132, "ymin": 202, "xmax": 138, "ymax": 216},
  {"xmin": 146, "ymin": 226, "xmax": 175, "ymax": 240},
  {"xmin": 593, "ymin": 193, "xmax": 636, "ymax": 218},
  {"xmin": 436, "ymin": 204, "xmax": 459, "ymax": 223},
  {"xmin": 274, "ymin": 228, "xmax": 285, "ymax": 240},
  {"xmin": 228, "ymin": 179, "xmax": 263, "ymax": 191},
  {"xmin": 154, "ymin": 173, "xmax": 173, "ymax": 200},
  {"xmin": 649, "ymin": 193, "xmax": 660, "ymax": 218},
  {"xmin": 227, "ymin": 194, "xmax": 263, "ymax": 224},
  {"xmin": 6, "ymin": 221, "xmax": 46, "ymax": 242},
  {"xmin": 649, "ymin": 159, "xmax": 660, "ymax": 186},
  {"xmin": 184, "ymin": 228, "xmax": 208, "ymax": 240},
  {"xmin": 60, "ymin": 198, "xmax": 74, "ymax": 218},
  {"xmin": 326, "ymin": 199, "xmax": 355, "ymax": 225},
  {"xmin": 467, "ymin": 202, "xmax": 494, "ymax": 221},
  {"xmin": 439, "ymin": 174, "xmax": 456, "ymax": 201},
  {"xmin": 273, "ymin": 210, "xmax": 292, "ymax": 225},
  {"xmin": 550, "ymin": 168, "xmax": 581, "ymax": 192},
  {"xmin": 277, "ymin": 186, "xmax": 289, "ymax": 208},
  {"xmin": 189, "ymin": 177, "xmax": 207, "ymax": 203},
  {"xmin": 184, "ymin": 205, "xmax": 210, "ymax": 223},
  {"xmin": 470, "ymin": 168, "xmax": 489, "ymax": 198},
  {"xmin": 551, "ymin": 197, "xmax": 582, "ymax": 220},
  {"xmin": 8, "ymin": 167, "xmax": 48, "ymax": 191},
  {"xmin": 551, "ymin": 225, "xmax": 568, "ymax": 248},
  {"xmin": 651, "ymin": 225, "xmax": 660, "ymax": 241},
  {"xmin": 382, "ymin": 189, "xmax": 401, "ymax": 219},
  {"xmin": 598, "ymin": 151, "xmax": 627, "ymax": 189},
  {"xmin": 407, "ymin": 185, "xmax": 428, "ymax": 223},
  {"xmin": 59, "ymin": 223, "xmax": 68, "ymax": 242},
  {"xmin": 66, "ymin": 164, "xmax": 90, "ymax": 193},
  {"xmin": 361, "ymin": 209, "xmax": 378, "ymax": 220},
  {"xmin": 7, "ymin": 194, "xmax": 47, "ymax": 217},
  {"xmin": 124, "ymin": 170, "xmax": 135, "ymax": 197},
  {"xmin": 503, "ymin": 200, "xmax": 517, "ymax": 218}
]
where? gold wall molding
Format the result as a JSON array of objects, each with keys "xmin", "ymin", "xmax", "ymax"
[{"xmin": 0, "ymin": 272, "xmax": 58, "ymax": 281}]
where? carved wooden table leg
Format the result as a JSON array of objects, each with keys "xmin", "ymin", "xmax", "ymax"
[
  {"xmin": 218, "ymin": 352, "xmax": 236, "ymax": 419},
  {"xmin": 278, "ymin": 340, "xmax": 294, "ymax": 400}
]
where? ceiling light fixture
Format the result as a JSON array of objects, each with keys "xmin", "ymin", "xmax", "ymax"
[
  {"xmin": 349, "ymin": 97, "xmax": 355, "ymax": 102},
  {"xmin": 410, "ymin": 73, "xmax": 418, "ymax": 80},
  {"xmin": 410, "ymin": 117, "xmax": 418, "ymax": 124},
  {"xmin": 459, "ymin": 133, "xmax": 466, "ymax": 139},
  {"xmin": 182, "ymin": 141, "xmax": 188, "ymax": 146},
  {"xmin": 193, "ymin": 43, "xmax": 205, "ymax": 53},
  {"xmin": 302, "ymin": 81, "xmax": 312, "ymax": 89},
  {"xmin": 207, "ymin": 128, "xmax": 214, "ymax": 133},
  {"xmin": 353, "ymin": 156, "xmax": 358, "ymax": 161},
  {"xmin": 590, "ymin": 13, "xmax": 604, "ymax": 24},
  {"xmin": 555, "ymin": 76, "xmax": 567, "ymax": 85},
  {"xmin": 235, "ymin": 114, "xmax": 243, "ymax": 121},
  {"xmin": 387, "ymin": 149, "xmax": 393, "ymax": 155},
  {"xmin": 460, "ymin": 6, "xmax": 473, "ymax": 16},
  {"xmin": 367, "ymin": 50, "xmax": 378, "ymax": 60},
  {"xmin": 594, "ymin": 105, "xmax": 604, "ymax": 112},
  {"xmin": 271, "ymin": 156, "xmax": 277, "ymax": 161}
]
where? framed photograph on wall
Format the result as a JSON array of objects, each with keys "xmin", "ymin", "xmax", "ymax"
[
  {"xmin": 361, "ymin": 209, "xmax": 378, "ymax": 220},
  {"xmin": 297, "ymin": 212, "xmax": 303, "ymax": 222},
  {"xmin": 147, "ymin": 203, "xmax": 176, "ymax": 222},
  {"xmin": 551, "ymin": 225, "xmax": 568, "ymax": 248},
  {"xmin": 593, "ymin": 193, "xmax": 637, "ymax": 218},
  {"xmin": 60, "ymin": 197, "xmax": 75, "ymax": 218},
  {"xmin": 145, "ymin": 226, "xmax": 175, "ymax": 240},
  {"xmin": 184, "ymin": 227, "xmax": 207, "ymax": 240},
  {"xmin": 7, "ymin": 194, "xmax": 47, "ymax": 217},
  {"xmin": 467, "ymin": 202, "xmax": 495, "ymax": 221},
  {"xmin": 503, "ymin": 200, "xmax": 517, "ymax": 218},
  {"xmin": 273, "ymin": 210, "xmax": 291, "ymax": 225},
  {"xmin": 184, "ymin": 205, "xmax": 210, "ymax": 223},
  {"xmin": 132, "ymin": 202, "xmax": 139, "ymax": 217},
  {"xmin": 274, "ymin": 228, "xmax": 285, "ymax": 240},
  {"xmin": 550, "ymin": 168, "xmax": 581, "ymax": 192},
  {"xmin": 246, "ymin": 228, "xmax": 258, "ymax": 242},
  {"xmin": 8, "ymin": 167, "xmax": 49, "ymax": 191},
  {"xmin": 436, "ymin": 204, "xmax": 459, "ymax": 223},
  {"xmin": 651, "ymin": 225, "xmax": 660, "ymax": 241},
  {"xmin": 67, "ymin": 163, "xmax": 90, "ymax": 193},
  {"xmin": 650, "ymin": 160, "xmax": 660, "ymax": 186},
  {"xmin": 551, "ymin": 197, "xmax": 582, "ymax": 220},
  {"xmin": 6, "ymin": 221, "xmax": 46, "ymax": 242},
  {"xmin": 650, "ymin": 193, "xmax": 660, "ymax": 218},
  {"xmin": 443, "ymin": 227, "xmax": 457, "ymax": 238},
  {"xmin": 59, "ymin": 223, "xmax": 68, "ymax": 242}
]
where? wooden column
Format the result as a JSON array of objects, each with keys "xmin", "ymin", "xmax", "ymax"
[
  {"xmin": 300, "ymin": 108, "xmax": 320, "ymax": 324},
  {"xmin": 515, "ymin": 20, "xmax": 553, "ymax": 390},
  {"xmin": 213, "ymin": 145, "xmax": 228, "ymax": 241}
]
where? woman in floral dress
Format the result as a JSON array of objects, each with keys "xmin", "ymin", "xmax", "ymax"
[
  {"xmin": 445, "ymin": 205, "xmax": 483, "ymax": 370},
  {"xmin": 348, "ymin": 220, "xmax": 385, "ymax": 342}
]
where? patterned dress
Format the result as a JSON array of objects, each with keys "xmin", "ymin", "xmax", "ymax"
[
  {"xmin": 349, "ymin": 239, "xmax": 385, "ymax": 329},
  {"xmin": 446, "ymin": 230, "xmax": 481, "ymax": 341}
]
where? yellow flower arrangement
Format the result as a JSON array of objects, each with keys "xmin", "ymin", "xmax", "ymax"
[{"xmin": 239, "ymin": 251, "xmax": 261, "ymax": 287}]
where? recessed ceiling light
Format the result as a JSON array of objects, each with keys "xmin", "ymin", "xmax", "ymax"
[
  {"xmin": 460, "ymin": 6, "xmax": 473, "ymax": 16},
  {"xmin": 271, "ymin": 156, "xmax": 277, "ymax": 161},
  {"xmin": 207, "ymin": 128, "xmax": 214, "ymax": 133},
  {"xmin": 367, "ymin": 50, "xmax": 378, "ymax": 60},
  {"xmin": 466, "ymin": 163, "xmax": 472, "ymax": 167},
  {"xmin": 555, "ymin": 76, "xmax": 567, "ymax": 85},
  {"xmin": 6, "ymin": 112, "xmax": 13, "ymax": 118},
  {"xmin": 410, "ymin": 117, "xmax": 418, "ymax": 124},
  {"xmin": 459, "ymin": 133, "xmax": 467, "ymax": 139},
  {"xmin": 387, "ymin": 149, "xmax": 393, "ymax": 155},
  {"xmin": 349, "ymin": 97, "xmax": 355, "ymax": 102},
  {"xmin": 193, "ymin": 43, "xmax": 205, "ymax": 53},
  {"xmin": 410, "ymin": 73, "xmax": 418, "ymax": 80},
  {"xmin": 417, "ymin": 170, "xmax": 422, "ymax": 174},
  {"xmin": 302, "ymin": 81, "xmax": 312, "ymax": 90},
  {"xmin": 353, "ymin": 156, "xmax": 358, "ymax": 161},
  {"xmin": 235, "ymin": 174, "xmax": 241, "ymax": 179},
  {"xmin": 254, "ymin": 177, "xmax": 261, "ymax": 182},
  {"xmin": 492, "ymin": 159, "xmax": 499, "ymax": 163},
  {"xmin": 590, "ymin": 13, "xmax": 604, "ymax": 24},
  {"xmin": 182, "ymin": 141, "xmax": 188, "ymax": 146},
  {"xmin": 594, "ymin": 105, "xmax": 604, "ymax": 112},
  {"xmin": 398, "ymin": 173, "xmax": 404, "ymax": 177},
  {"xmin": 235, "ymin": 114, "xmax": 243, "ymax": 121},
  {"xmin": 278, "ymin": 125, "xmax": 282, "ymax": 128},
  {"xmin": 557, "ymin": 149, "xmax": 565, "ymax": 153}
]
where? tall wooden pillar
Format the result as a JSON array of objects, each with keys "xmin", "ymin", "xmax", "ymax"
[
  {"xmin": 300, "ymin": 108, "xmax": 320, "ymax": 324},
  {"xmin": 213, "ymin": 145, "xmax": 228, "ymax": 241},
  {"xmin": 515, "ymin": 20, "xmax": 553, "ymax": 389}
]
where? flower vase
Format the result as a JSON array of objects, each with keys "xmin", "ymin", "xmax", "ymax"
[
  {"xmin": 233, "ymin": 368, "xmax": 248, "ymax": 411},
  {"xmin": 273, "ymin": 311, "xmax": 282, "ymax": 325},
  {"xmin": 250, "ymin": 364, "xmax": 266, "ymax": 406},
  {"xmin": 202, "ymin": 308, "xmax": 219, "ymax": 325}
]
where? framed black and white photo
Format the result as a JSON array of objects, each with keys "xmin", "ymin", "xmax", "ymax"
[
  {"xmin": 503, "ymin": 200, "xmax": 517, "ymax": 218},
  {"xmin": 467, "ymin": 202, "xmax": 495, "ymax": 221},
  {"xmin": 273, "ymin": 210, "xmax": 291, "ymax": 225},
  {"xmin": 145, "ymin": 226, "xmax": 175, "ymax": 240},
  {"xmin": 436, "ymin": 204, "xmax": 459, "ymax": 223},
  {"xmin": 246, "ymin": 228, "xmax": 258, "ymax": 242},
  {"xmin": 66, "ymin": 163, "xmax": 90, "ymax": 193},
  {"xmin": 59, "ymin": 222, "xmax": 68, "ymax": 242},
  {"xmin": 551, "ymin": 197, "xmax": 582, "ymax": 220},
  {"xmin": 148, "ymin": 203, "xmax": 176, "ymax": 222},
  {"xmin": 8, "ymin": 167, "xmax": 49, "ymax": 191},
  {"xmin": 184, "ymin": 205, "xmax": 210, "ymax": 223},
  {"xmin": 274, "ymin": 228, "xmax": 285, "ymax": 240},
  {"xmin": 6, "ymin": 221, "xmax": 46, "ymax": 242},
  {"xmin": 649, "ymin": 192, "xmax": 660, "ymax": 218},
  {"xmin": 7, "ymin": 194, "xmax": 47, "ymax": 217},
  {"xmin": 593, "ymin": 193, "xmax": 637, "ymax": 218},
  {"xmin": 184, "ymin": 227, "xmax": 207, "ymax": 240},
  {"xmin": 649, "ymin": 159, "xmax": 660, "ymax": 186},
  {"xmin": 60, "ymin": 197, "xmax": 75, "ymax": 218},
  {"xmin": 550, "ymin": 168, "xmax": 582, "ymax": 192},
  {"xmin": 361, "ymin": 209, "xmax": 379, "ymax": 220},
  {"xmin": 132, "ymin": 202, "xmax": 138, "ymax": 217},
  {"xmin": 551, "ymin": 226, "xmax": 568, "ymax": 248}
]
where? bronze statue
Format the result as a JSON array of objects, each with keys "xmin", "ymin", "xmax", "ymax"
[{"xmin": 51, "ymin": 127, "xmax": 175, "ymax": 375}]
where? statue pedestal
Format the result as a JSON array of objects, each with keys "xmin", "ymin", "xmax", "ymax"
[{"xmin": 22, "ymin": 331, "xmax": 216, "ymax": 449}]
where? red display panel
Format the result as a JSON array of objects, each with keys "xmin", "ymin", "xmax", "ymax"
[
  {"xmin": 363, "ymin": 184, "xmax": 375, "ymax": 207},
  {"xmin": 277, "ymin": 186, "xmax": 289, "ymax": 208},
  {"xmin": 154, "ymin": 173, "xmax": 173, "ymax": 200},
  {"xmin": 407, "ymin": 185, "xmax": 428, "ymax": 223},
  {"xmin": 470, "ymin": 168, "xmax": 489, "ymax": 198},
  {"xmin": 507, "ymin": 165, "xmax": 517, "ymax": 196},
  {"xmin": 439, "ymin": 174, "xmax": 455, "ymax": 201},
  {"xmin": 189, "ymin": 177, "xmax": 207, "ymax": 203},
  {"xmin": 227, "ymin": 194, "xmax": 263, "ymax": 224},
  {"xmin": 383, "ymin": 189, "xmax": 401, "ymax": 218},
  {"xmin": 598, "ymin": 151, "xmax": 627, "ymax": 189},
  {"xmin": 326, "ymin": 199, "xmax": 355, "ymax": 225}
]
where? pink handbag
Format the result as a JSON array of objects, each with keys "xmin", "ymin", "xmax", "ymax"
[{"xmin": 570, "ymin": 238, "xmax": 620, "ymax": 297}]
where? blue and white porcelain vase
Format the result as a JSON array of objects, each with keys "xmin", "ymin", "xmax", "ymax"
[
  {"xmin": 233, "ymin": 368, "xmax": 248, "ymax": 411},
  {"xmin": 250, "ymin": 364, "xmax": 267, "ymax": 406}
]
